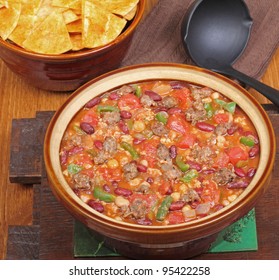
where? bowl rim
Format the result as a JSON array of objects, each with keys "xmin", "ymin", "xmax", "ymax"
[
  {"xmin": 0, "ymin": 0, "xmax": 146, "ymax": 60},
  {"xmin": 44, "ymin": 62, "xmax": 276, "ymax": 237}
]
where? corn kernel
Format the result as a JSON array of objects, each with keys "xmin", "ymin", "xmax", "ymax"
[
  {"xmin": 133, "ymin": 120, "xmax": 146, "ymax": 132},
  {"xmin": 107, "ymin": 159, "xmax": 119, "ymax": 168}
]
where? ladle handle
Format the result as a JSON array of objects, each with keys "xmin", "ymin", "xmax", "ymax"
[{"xmin": 219, "ymin": 67, "xmax": 279, "ymax": 108}]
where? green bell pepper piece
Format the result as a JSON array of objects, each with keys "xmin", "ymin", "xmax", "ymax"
[
  {"xmin": 180, "ymin": 169, "xmax": 199, "ymax": 183},
  {"xmin": 175, "ymin": 155, "xmax": 190, "ymax": 172},
  {"xmin": 67, "ymin": 163, "xmax": 83, "ymax": 174},
  {"xmin": 215, "ymin": 99, "xmax": 236, "ymax": 114},
  {"xmin": 93, "ymin": 187, "xmax": 115, "ymax": 202},
  {"xmin": 204, "ymin": 103, "xmax": 214, "ymax": 117},
  {"xmin": 240, "ymin": 136, "xmax": 255, "ymax": 147},
  {"xmin": 155, "ymin": 112, "xmax": 168, "ymax": 124},
  {"xmin": 120, "ymin": 141, "xmax": 139, "ymax": 159},
  {"xmin": 156, "ymin": 195, "xmax": 173, "ymax": 221},
  {"xmin": 97, "ymin": 105, "xmax": 119, "ymax": 113}
]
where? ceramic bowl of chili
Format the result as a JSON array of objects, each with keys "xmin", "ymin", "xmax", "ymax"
[
  {"xmin": 44, "ymin": 63, "xmax": 276, "ymax": 259},
  {"xmin": 0, "ymin": 0, "xmax": 145, "ymax": 92}
]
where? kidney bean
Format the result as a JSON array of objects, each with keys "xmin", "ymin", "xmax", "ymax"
[
  {"xmin": 60, "ymin": 150, "xmax": 68, "ymax": 165},
  {"xmin": 80, "ymin": 122, "xmax": 95, "ymax": 134},
  {"xmin": 146, "ymin": 177, "xmax": 154, "ymax": 184},
  {"xmin": 247, "ymin": 167, "xmax": 257, "ymax": 178},
  {"xmin": 88, "ymin": 200, "xmax": 104, "ymax": 213},
  {"xmin": 169, "ymin": 145, "xmax": 177, "ymax": 159},
  {"xmin": 154, "ymin": 107, "xmax": 168, "ymax": 113},
  {"xmin": 202, "ymin": 168, "xmax": 215, "ymax": 175},
  {"xmin": 169, "ymin": 81, "xmax": 190, "ymax": 89},
  {"xmin": 195, "ymin": 122, "xmax": 215, "ymax": 132},
  {"xmin": 227, "ymin": 125, "xmax": 238, "ymax": 135},
  {"xmin": 120, "ymin": 110, "xmax": 132, "ymax": 119},
  {"xmin": 118, "ymin": 120, "xmax": 129, "ymax": 134},
  {"xmin": 249, "ymin": 145, "xmax": 260, "ymax": 158},
  {"xmin": 114, "ymin": 187, "xmax": 133, "ymax": 197},
  {"xmin": 137, "ymin": 163, "xmax": 148, "ymax": 172},
  {"xmin": 102, "ymin": 184, "xmax": 111, "ymax": 192},
  {"xmin": 144, "ymin": 90, "xmax": 162, "ymax": 101},
  {"xmin": 94, "ymin": 140, "xmax": 103, "ymax": 150},
  {"xmin": 228, "ymin": 180, "xmax": 249, "ymax": 189},
  {"xmin": 111, "ymin": 181, "xmax": 119, "ymax": 187},
  {"xmin": 169, "ymin": 201, "xmax": 185, "ymax": 211},
  {"xmin": 85, "ymin": 96, "xmax": 101, "ymax": 108},
  {"xmin": 109, "ymin": 91, "xmax": 120, "ymax": 100},
  {"xmin": 168, "ymin": 107, "xmax": 183, "ymax": 115},
  {"xmin": 187, "ymin": 160, "xmax": 202, "ymax": 171},
  {"xmin": 133, "ymin": 137, "xmax": 145, "ymax": 145},
  {"xmin": 68, "ymin": 146, "xmax": 84, "ymax": 156},
  {"xmin": 234, "ymin": 167, "xmax": 246, "ymax": 177},
  {"xmin": 137, "ymin": 218, "xmax": 152, "ymax": 226}
]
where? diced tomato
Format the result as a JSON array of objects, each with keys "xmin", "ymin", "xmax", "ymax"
[
  {"xmin": 171, "ymin": 88, "xmax": 191, "ymax": 110},
  {"xmin": 176, "ymin": 133, "xmax": 197, "ymax": 148},
  {"xmin": 214, "ymin": 113, "xmax": 230, "ymax": 124},
  {"xmin": 226, "ymin": 146, "xmax": 248, "ymax": 165},
  {"xmin": 200, "ymin": 181, "xmax": 220, "ymax": 205},
  {"xmin": 139, "ymin": 138, "xmax": 160, "ymax": 168},
  {"xmin": 213, "ymin": 151, "xmax": 230, "ymax": 168},
  {"xmin": 81, "ymin": 110, "xmax": 99, "ymax": 127},
  {"xmin": 97, "ymin": 167, "xmax": 122, "ymax": 182},
  {"xmin": 168, "ymin": 212, "xmax": 185, "ymax": 224},
  {"xmin": 118, "ymin": 94, "xmax": 142, "ymax": 111},
  {"xmin": 166, "ymin": 115, "xmax": 190, "ymax": 134},
  {"xmin": 72, "ymin": 152, "xmax": 92, "ymax": 166},
  {"xmin": 158, "ymin": 181, "xmax": 172, "ymax": 195}
]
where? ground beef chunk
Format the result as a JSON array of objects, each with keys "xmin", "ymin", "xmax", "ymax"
[
  {"xmin": 214, "ymin": 168, "xmax": 236, "ymax": 185},
  {"xmin": 191, "ymin": 86, "xmax": 212, "ymax": 100},
  {"xmin": 182, "ymin": 188, "xmax": 201, "ymax": 203},
  {"xmin": 117, "ymin": 85, "xmax": 135, "ymax": 95},
  {"xmin": 191, "ymin": 145, "xmax": 214, "ymax": 164},
  {"xmin": 140, "ymin": 94, "xmax": 156, "ymax": 107},
  {"xmin": 151, "ymin": 121, "xmax": 169, "ymax": 136},
  {"xmin": 157, "ymin": 143, "xmax": 171, "ymax": 162},
  {"xmin": 102, "ymin": 111, "xmax": 120, "ymax": 125},
  {"xmin": 72, "ymin": 173, "xmax": 92, "ymax": 189},
  {"xmin": 103, "ymin": 136, "xmax": 117, "ymax": 154},
  {"xmin": 215, "ymin": 123, "xmax": 231, "ymax": 136},
  {"xmin": 123, "ymin": 161, "xmax": 139, "ymax": 181},
  {"xmin": 161, "ymin": 163, "xmax": 182, "ymax": 181},
  {"xmin": 159, "ymin": 96, "xmax": 178, "ymax": 108},
  {"xmin": 129, "ymin": 198, "xmax": 148, "ymax": 219},
  {"xmin": 185, "ymin": 107, "xmax": 207, "ymax": 124},
  {"xmin": 93, "ymin": 150, "xmax": 108, "ymax": 165}
]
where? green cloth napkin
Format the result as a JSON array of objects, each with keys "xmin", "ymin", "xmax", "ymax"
[{"xmin": 74, "ymin": 208, "xmax": 257, "ymax": 258}]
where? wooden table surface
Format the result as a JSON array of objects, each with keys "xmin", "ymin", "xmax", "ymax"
[{"xmin": 0, "ymin": 0, "xmax": 278, "ymax": 260}]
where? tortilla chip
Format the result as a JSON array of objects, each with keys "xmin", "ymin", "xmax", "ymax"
[
  {"xmin": 89, "ymin": 0, "xmax": 139, "ymax": 17},
  {"xmin": 52, "ymin": 0, "xmax": 81, "ymax": 10},
  {"xmin": 22, "ymin": 11, "xmax": 73, "ymax": 54},
  {"xmin": 82, "ymin": 0, "xmax": 127, "ymax": 48},
  {"xmin": 67, "ymin": 18, "xmax": 82, "ymax": 33},
  {"xmin": 0, "ymin": 2, "xmax": 21, "ymax": 40},
  {"xmin": 62, "ymin": 9, "xmax": 79, "ymax": 24},
  {"xmin": 9, "ymin": 14, "xmax": 37, "ymax": 46},
  {"xmin": 123, "ymin": 4, "xmax": 137, "ymax": 20},
  {"xmin": 70, "ymin": 33, "xmax": 83, "ymax": 51}
]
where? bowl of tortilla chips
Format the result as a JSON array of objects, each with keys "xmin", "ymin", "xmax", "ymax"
[{"xmin": 0, "ymin": 0, "xmax": 145, "ymax": 91}]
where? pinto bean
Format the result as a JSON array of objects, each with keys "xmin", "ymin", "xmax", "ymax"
[
  {"xmin": 144, "ymin": 90, "xmax": 162, "ymax": 101},
  {"xmin": 88, "ymin": 200, "xmax": 104, "ymax": 213},
  {"xmin": 114, "ymin": 187, "xmax": 133, "ymax": 197},
  {"xmin": 85, "ymin": 96, "xmax": 101, "ymax": 108},
  {"xmin": 80, "ymin": 122, "xmax": 95, "ymax": 134},
  {"xmin": 195, "ymin": 122, "xmax": 215, "ymax": 132}
]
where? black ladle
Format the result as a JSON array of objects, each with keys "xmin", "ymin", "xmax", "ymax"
[{"xmin": 181, "ymin": 0, "xmax": 279, "ymax": 107}]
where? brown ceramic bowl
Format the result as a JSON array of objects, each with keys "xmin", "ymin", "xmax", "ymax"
[
  {"xmin": 44, "ymin": 63, "xmax": 276, "ymax": 259},
  {"xmin": 0, "ymin": 1, "xmax": 145, "ymax": 92}
]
